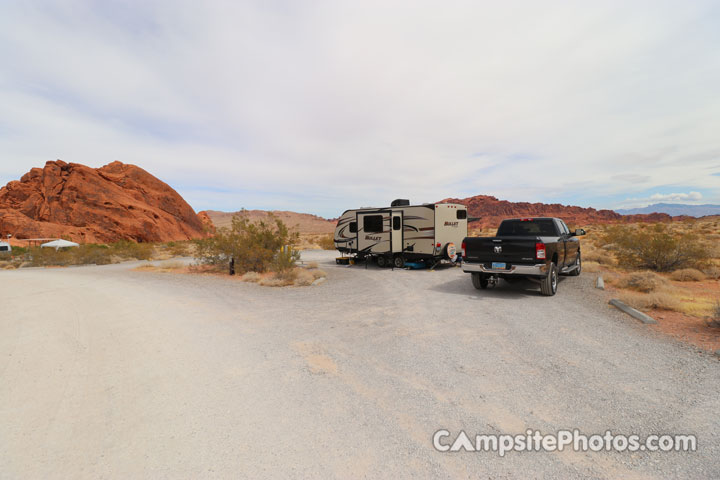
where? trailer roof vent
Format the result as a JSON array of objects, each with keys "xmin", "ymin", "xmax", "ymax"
[{"xmin": 391, "ymin": 199, "xmax": 410, "ymax": 207}]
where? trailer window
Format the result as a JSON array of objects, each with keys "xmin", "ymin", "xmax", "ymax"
[
  {"xmin": 349, "ymin": 222, "xmax": 357, "ymax": 233},
  {"xmin": 0, "ymin": 246, "xmax": 8, "ymax": 252},
  {"xmin": 363, "ymin": 215, "xmax": 384, "ymax": 233},
  {"xmin": 392, "ymin": 216, "xmax": 401, "ymax": 230},
  {"xmin": 457, "ymin": 210, "xmax": 467, "ymax": 220}
]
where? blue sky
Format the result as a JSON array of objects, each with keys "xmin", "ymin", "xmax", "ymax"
[{"xmin": 1, "ymin": 0, "xmax": 720, "ymax": 218}]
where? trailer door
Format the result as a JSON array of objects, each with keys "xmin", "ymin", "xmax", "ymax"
[
  {"xmin": 391, "ymin": 212, "xmax": 403, "ymax": 253},
  {"xmin": 357, "ymin": 211, "xmax": 390, "ymax": 254}
]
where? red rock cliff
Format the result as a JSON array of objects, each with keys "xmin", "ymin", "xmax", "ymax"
[{"xmin": 0, "ymin": 160, "xmax": 207, "ymax": 243}]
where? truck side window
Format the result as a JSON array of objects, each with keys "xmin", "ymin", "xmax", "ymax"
[
  {"xmin": 363, "ymin": 215, "xmax": 384, "ymax": 233},
  {"xmin": 349, "ymin": 222, "xmax": 357, "ymax": 233},
  {"xmin": 560, "ymin": 221, "xmax": 570, "ymax": 235},
  {"xmin": 392, "ymin": 216, "xmax": 401, "ymax": 230},
  {"xmin": 457, "ymin": 210, "xmax": 467, "ymax": 219}
]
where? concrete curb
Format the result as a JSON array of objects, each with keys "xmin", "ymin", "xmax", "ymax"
[
  {"xmin": 609, "ymin": 299, "xmax": 657, "ymax": 324},
  {"xmin": 596, "ymin": 276, "xmax": 605, "ymax": 290}
]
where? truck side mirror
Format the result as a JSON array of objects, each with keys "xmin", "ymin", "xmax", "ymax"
[{"xmin": 574, "ymin": 228, "xmax": 586, "ymax": 236}]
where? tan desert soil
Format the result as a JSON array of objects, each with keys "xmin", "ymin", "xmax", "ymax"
[{"xmin": 1, "ymin": 252, "xmax": 718, "ymax": 479}]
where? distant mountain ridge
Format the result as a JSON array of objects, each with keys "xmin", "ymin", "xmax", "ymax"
[
  {"xmin": 615, "ymin": 203, "xmax": 720, "ymax": 217},
  {"xmin": 440, "ymin": 195, "xmax": 681, "ymax": 230},
  {"xmin": 200, "ymin": 209, "xmax": 335, "ymax": 234}
]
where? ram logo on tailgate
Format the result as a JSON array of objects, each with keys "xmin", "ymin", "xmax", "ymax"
[{"xmin": 494, "ymin": 246, "xmax": 502, "ymax": 253}]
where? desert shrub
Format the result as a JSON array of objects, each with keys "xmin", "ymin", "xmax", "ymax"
[
  {"xmin": 712, "ymin": 302, "xmax": 720, "ymax": 327},
  {"xmin": 194, "ymin": 212, "xmax": 299, "ymax": 274},
  {"xmin": 602, "ymin": 224, "xmax": 709, "ymax": 272},
  {"xmin": 619, "ymin": 290, "xmax": 681, "ymax": 312},
  {"xmin": 73, "ymin": 244, "xmax": 112, "ymax": 265},
  {"xmin": 109, "ymin": 240, "xmax": 156, "ymax": 260},
  {"xmin": 317, "ymin": 234, "xmax": 335, "ymax": 250},
  {"xmin": 669, "ymin": 268, "xmax": 706, "ymax": 282},
  {"xmin": 306, "ymin": 261, "xmax": 319, "ymax": 269},
  {"xmin": 165, "ymin": 241, "xmax": 191, "ymax": 257},
  {"xmin": 9, "ymin": 246, "xmax": 28, "ymax": 256},
  {"xmin": 616, "ymin": 272, "xmax": 668, "ymax": 293},
  {"xmin": 702, "ymin": 266, "xmax": 720, "ymax": 280},
  {"xmin": 273, "ymin": 246, "xmax": 300, "ymax": 272}
]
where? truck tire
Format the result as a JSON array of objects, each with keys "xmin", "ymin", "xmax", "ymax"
[
  {"xmin": 471, "ymin": 273, "xmax": 488, "ymax": 290},
  {"xmin": 376, "ymin": 255, "xmax": 388, "ymax": 268},
  {"xmin": 569, "ymin": 251, "xmax": 581, "ymax": 276},
  {"xmin": 393, "ymin": 255, "xmax": 405, "ymax": 268},
  {"xmin": 540, "ymin": 263, "xmax": 558, "ymax": 296}
]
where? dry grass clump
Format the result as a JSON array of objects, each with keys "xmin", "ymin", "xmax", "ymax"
[
  {"xmin": 294, "ymin": 269, "xmax": 316, "ymax": 286},
  {"xmin": 134, "ymin": 261, "xmax": 185, "ymax": 273},
  {"xmin": 616, "ymin": 272, "xmax": 668, "ymax": 293},
  {"xmin": 306, "ymin": 261, "xmax": 319, "ymax": 269},
  {"xmin": 619, "ymin": 290, "xmax": 681, "ymax": 312},
  {"xmin": 241, "ymin": 271, "xmax": 261, "ymax": 283},
  {"xmin": 669, "ymin": 268, "xmax": 706, "ymax": 282},
  {"xmin": 252, "ymin": 267, "xmax": 327, "ymax": 287},
  {"xmin": 582, "ymin": 260, "xmax": 601, "ymax": 273}
]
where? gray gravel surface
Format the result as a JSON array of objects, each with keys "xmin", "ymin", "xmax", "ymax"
[{"xmin": 1, "ymin": 251, "xmax": 718, "ymax": 479}]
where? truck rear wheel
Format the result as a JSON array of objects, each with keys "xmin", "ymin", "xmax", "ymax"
[
  {"xmin": 471, "ymin": 273, "xmax": 488, "ymax": 290},
  {"xmin": 569, "ymin": 251, "xmax": 581, "ymax": 276},
  {"xmin": 540, "ymin": 263, "xmax": 558, "ymax": 296}
]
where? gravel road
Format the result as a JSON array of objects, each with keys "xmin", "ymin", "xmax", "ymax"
[{"xmin": 1, "ymin": 251, "xmax": 718, "ymax": 479}]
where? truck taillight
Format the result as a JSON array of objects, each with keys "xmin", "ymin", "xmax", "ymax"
[
  {"xmin": 535, "ymin": 242, "xmax": 546, "ymax": 260},
  {"xmin": 461, "ymin": 241, "xmax": 466, "ymax": 258}
]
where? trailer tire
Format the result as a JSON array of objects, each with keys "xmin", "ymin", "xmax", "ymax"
[
  {"xmin": 540, "ymin": 263, "xmax": 558, "ymax": 296},
  {"xmin": 443, "ymin": 242, "xmax": 458, "ymax": 261},
  {"xmin": 393, "ymin": 255, "xmax": 405, "ymax": 268},
  {"xmin": 471, "ymin": 273, "xmax": 488, "ymax": 290},
  {"xmin": 376, "ymin": 255, "xmax": 388, "ymax": 268}
]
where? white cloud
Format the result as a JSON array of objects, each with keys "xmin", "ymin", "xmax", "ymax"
[
  {"xmin": 1, "ymin": 1, "xmax": 720, "ymax": 216},
  {"xmin": 649, "ymin": 191, "xmax": 703, "ymax": 202}
]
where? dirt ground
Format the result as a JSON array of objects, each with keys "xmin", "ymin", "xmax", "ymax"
[{"xmin": 1, "ymin": 251, "xmax": 718, "ymax": 479}]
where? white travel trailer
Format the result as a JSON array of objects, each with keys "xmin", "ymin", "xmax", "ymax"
[{"xmin": 334, "ymin": 200, "xmax": 468, "ymax": 267}]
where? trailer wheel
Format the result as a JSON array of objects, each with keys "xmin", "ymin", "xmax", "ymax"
[
  {"xmin": 393, "ymin": 255, "xmax": 405, "ymax": 268},
  {"xmin": 443, "ymin": 242, "xmax": 458, "ymax": 261},
  {"xmin": 376, "ymin": 255, "xmax": 388, "ymax": 268},
  {"xmin": 471, "ymin": 273, "xmax": 488, "ymax": 290}
]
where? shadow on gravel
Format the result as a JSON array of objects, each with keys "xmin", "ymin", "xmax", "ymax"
[{"xmin": 430, "ymin": 275, "xmax": 569, "ymax": 299}]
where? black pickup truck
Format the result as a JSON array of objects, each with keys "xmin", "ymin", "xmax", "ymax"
[{"xmin": 461, "ymin": 217, "xmax": 585, "ymax": 296}]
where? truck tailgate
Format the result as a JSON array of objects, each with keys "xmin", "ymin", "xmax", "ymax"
[{"xmin": 463, "ymin": 237, "xmax": 539, "ymax": 264}]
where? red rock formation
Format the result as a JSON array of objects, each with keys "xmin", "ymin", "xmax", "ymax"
[
  {"xmin": 0, "ymin": 160, "xmax": 207, "ymax": 243},
  {"xmin": 442, "ymin": 195, "xmax": 678, "ymax": 230}
]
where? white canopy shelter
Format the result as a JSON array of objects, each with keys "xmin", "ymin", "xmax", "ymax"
[{"xmin": 40, "ymin": 239, "xmax": 80, "ymax": 250}]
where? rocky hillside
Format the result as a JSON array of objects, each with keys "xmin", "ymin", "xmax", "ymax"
[
  {"xmin": 442, "ymin": 195, "xmax": 676, "ymax": 230},
  {"xmin": 0, "ymin": 160, "xmax": 208, "ymax": 243}
]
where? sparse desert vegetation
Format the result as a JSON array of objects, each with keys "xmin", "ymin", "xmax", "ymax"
[
  {"xmin": 191, "ymin": 212, "xmax": 325, "ymax": 287},
  {"xmin": 577, "ymin": 216, "xmax": 720, "ymax": 350}
]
